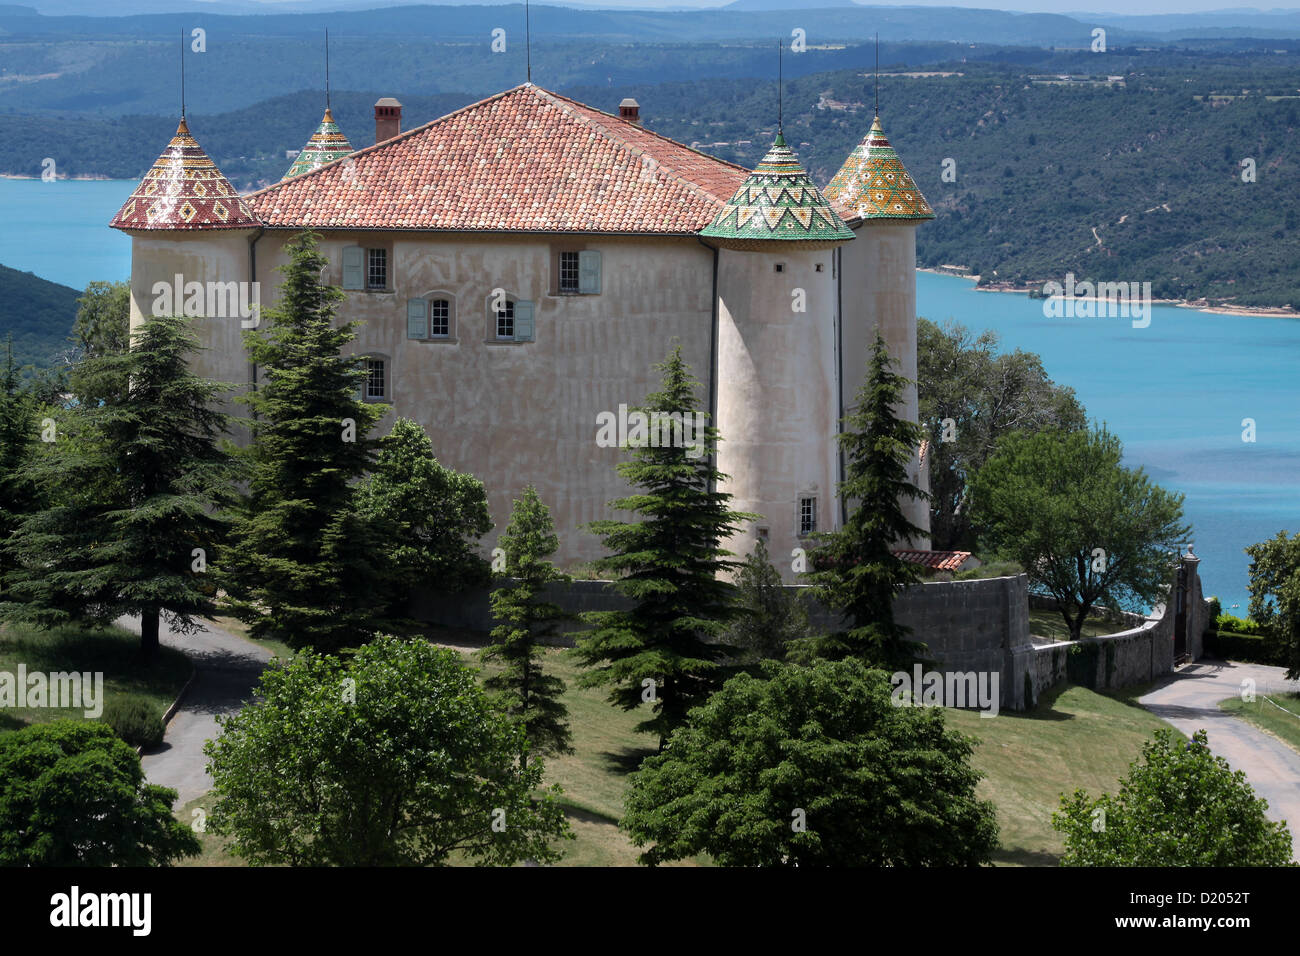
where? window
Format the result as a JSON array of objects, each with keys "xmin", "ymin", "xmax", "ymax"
[
  {"xmin": 365, "ymin": 358, "xmax": 386, "ymax": 400},
  {"xmin": 774, "ymin": 262, "xmax": 785, "ymax": 273},
  {"xmin": 560, "ymin": 252, "xmax": 580, "ymax": 293},
  {"xmin": 495, "ymin": 300, "xmax": 514, "ymax": 339},
  {"xmin": 490, "ymin": 294, "xmax": 534, "ymax": 343},
  {"xmin": 343, "ymin": 245, "xmax": 390, "ymax": 292},
  {"xmin": 799, "ymin": 497, "xmax": 817, "ymax": 536},
  {"xmin": 554, "ymin": 249, "xmax": 601, "ymax": 294},
  {"xmin": 407, "ymin": 296, "xmax": 454, "ymax": 340},
  {"xmin": 367, "ymin": 248, "xmax": 387, "ymax": 290},
  {"xmin": 430, "ymin": 299, "xmax": 450, "ymax": 337}
]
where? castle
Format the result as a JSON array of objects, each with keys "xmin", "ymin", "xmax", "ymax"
[{"xmin": 110, "ymin": 83, "xmax": 935, "ymax": 578}]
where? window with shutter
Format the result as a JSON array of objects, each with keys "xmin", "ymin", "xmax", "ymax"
[
  {"xmin": 342, "ymin": 246, "xmax": 364, "ymax": 290},
  {"xmin": 578, "ymin": 250, "xmax": 602, "ymax": 294},
  {"xmin": 513, "ymin": 301, "xmax": 535, "ymax": 342},
  {"xmin": 406, "ymin": 298, "xmax": 428, "ymax": 339},
  {"xmin": 430, "ymin": 299, "xmax": 450, "ymax": 337}
]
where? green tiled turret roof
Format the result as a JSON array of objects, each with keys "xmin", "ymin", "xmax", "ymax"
[
  {"xmin": 824, "ymin": 116, "xmax": 934, "ymax": 223},
  {"xmin": 283, "ymin": 108, "xmax": 354, "ymax": 180},
  {"xmin": 700, "ymin": 132, "xmax": 854, "ymax": 250}
]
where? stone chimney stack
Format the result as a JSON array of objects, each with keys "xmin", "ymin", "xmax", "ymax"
[
  {"xmin": 619, "ymin": 98, "xmax": 641, "ymax": 126},
  {"xmin": 374, "ymin": 97, "xmax": 403, "ymax": 144}
]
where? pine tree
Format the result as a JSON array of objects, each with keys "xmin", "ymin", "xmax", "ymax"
[
  {"xmin": 2, "ymin": 316, "xmax": 240, "ymax": 659},
  {"xmin": 789, "ymin": 331, "xmax": 930, "ymax": 669},
  {"xmin": 0, "ymin": 336, "xmax": 39, "ymax": 601},
  {"xmin": 224, "ymin": 231, "xmax": 385, "ymax": 653},
  {"xmin": 725, "ymin": 538, "xmax": 811, "ymax": 664},
  {"xmin": 481, "ymin": 486, "xmax": 572, "ymax": 768},
  {"xmin": 574, "ymin": 345, "xmax": 755, "ymax": 750}
]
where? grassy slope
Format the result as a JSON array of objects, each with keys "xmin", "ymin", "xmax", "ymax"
[
  {"xmin": 946, "ymin": 682, "xmax": 1175, "ymax": 866},
  {"xmin": 1219, "ymin": 691, "xmax": 1300, "ymax": 755},
  {"xmin": 0, "ymin": 623, "xmax": 192, "ymax": 731}
]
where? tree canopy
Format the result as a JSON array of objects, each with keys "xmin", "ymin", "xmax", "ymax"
[{"xmin": 621, "ymin": 659, "xmax": 1000, "ymax": 866}]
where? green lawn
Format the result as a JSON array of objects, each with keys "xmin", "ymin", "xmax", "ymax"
[
  {"xmin": 1028, "ymin": 608, "xmax": 1117, "ymax": 642},
  {"xmin": 0, "ymin": 623, "xmax": 192, "ymax": 732},
  {"xmin": 946, "ymin": 682, "xmax": 1176, "ymax": 866},
  {"xmin": 209, "ymin": 614, "xmax": 295, "ymax": 663},
  {"xmin": 1219, "ymin": 691, "xmax": 1300, "ymax": 755}
]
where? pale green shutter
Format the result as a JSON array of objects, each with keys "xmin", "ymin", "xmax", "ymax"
[
  {"xmin": 514, "ymin": 301, "xmax": 535, "ymax": 342},
  {"xmin": 406, "ymin": 298, "xmax": 427, "ymax": 339},
  {"xmin": 342, "ymin": 246, "xmax": 364, "ymax": 290},
  {"xmin": 578, "ymin": 250, "xmax": 602, "ymax": 294}
]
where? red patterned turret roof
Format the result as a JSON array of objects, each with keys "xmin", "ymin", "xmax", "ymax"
[
  {"xmin": 110, "ymin": 118, "xmax": 260, "ymax": 231},
  {"xmin": 247, "ymin": 84, "xmax": 750, "ymax": 234}
]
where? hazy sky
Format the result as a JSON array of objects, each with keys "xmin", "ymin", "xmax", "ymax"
[{"xmin": 229, "ymin": 1, "xmax": 1300, "ymax": 18}]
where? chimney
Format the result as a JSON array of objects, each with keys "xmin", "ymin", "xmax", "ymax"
[
  {"xmin": 374, "ymin": 97, "xmax": 403, "ymax": 144},
  {"xmin": 619, "ymin": 98, "xmax": 641, "ymax": 126}
]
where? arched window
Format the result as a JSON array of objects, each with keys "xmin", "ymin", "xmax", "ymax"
[
  {"xmin": 407, "ymin": 292, "xmax": 456, "ymax": 340},
  {"xmin": 485, "ymin": 290, "xmax": 535, "ymax": 343}
]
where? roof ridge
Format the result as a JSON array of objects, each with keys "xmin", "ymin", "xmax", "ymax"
[
  {"xmin": 247, "ymin": 84, "xmax": 534, "ymax": 201},
  {"xmin": 532, "ymin": 87, "xmax": 749, "ymax": 206}
]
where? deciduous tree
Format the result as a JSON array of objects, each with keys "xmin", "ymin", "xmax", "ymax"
[
  {"xmin": 1053, "ymin": 728, "xmax": 1294, "ymax": 866},
  {"xmin": 969, "ymin": 425, "xmax": 1188, "ymax": 642},
  {"xmin": 204, "ymin": 635, "xmax": 571, "ymax": 866},
  {"xmin": 621, "ymin": 659, "xmax": 1000, "ymax": 866}
]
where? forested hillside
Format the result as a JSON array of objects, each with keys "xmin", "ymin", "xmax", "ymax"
[{"xmin": 0, "ymin": 264, "xmax": 79, "ymax": 368}]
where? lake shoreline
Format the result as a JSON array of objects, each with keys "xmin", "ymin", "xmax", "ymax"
[{"xmin": 916, "ymin": 267, "xmax": 1300, "ymax": 318}]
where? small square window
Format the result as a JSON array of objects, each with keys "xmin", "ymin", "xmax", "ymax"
[
  {"xmin": 496, "ymin": 300, "xmax": 515, "ymax": 340},
  {"xmin": 799, "ymin": 497, "xmax": 817, "ymax": 536},
  {"xmin": 815, "ymin": 263, "xmax": 824, "ymax": 273},
  {"xmin": 430, "ymin": 299, "xmax": 450, "ymax": 337},
  {"xmin": 774, "ymin": 263, "xmax": 785, "ymax": 273},
  {"xmin": 559, "ymin": 251, "xmax": 580, "ymax": 293},
  {"xmin": 367, "ymin": 249, "xmax": 387, "ymax": 290},
  {"xmin": 365, "ymin": 358, "xmax": 386, "ymax": 400},
  {"xmin": 757, "ymin": 527, "xmax": 770, "ymax": 542}
]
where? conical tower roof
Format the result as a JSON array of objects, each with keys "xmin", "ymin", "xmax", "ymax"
[
  {"xmin": 700, "ymin": 132, "xmax": 854, "ymax": 251},
  {"xmin": 110, "ymin": 118, "xmax": 260, "ymax": 231},
  {"xmin": 283, "ymin": 107, "xmax": 354, "ymax": 180},
  {"xmin": 824, "ymin": 116, "xmax": 934, "ymax": 223}
]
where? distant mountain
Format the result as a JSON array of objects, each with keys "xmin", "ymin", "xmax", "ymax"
[{"xmin": 0, "ymin": 264, "xmax": 79, "ymax": 370}]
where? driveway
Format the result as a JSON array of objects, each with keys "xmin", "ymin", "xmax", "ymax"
[
  {"xmin": 1139, "ymin": 659, "xmax": 1300, "ymax": 861},
  {"xmin": 117, "ymin": 615, "xmax": 272, "ymax": 807}
]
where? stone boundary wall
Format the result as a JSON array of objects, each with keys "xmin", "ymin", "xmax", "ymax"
[{"xmin": 410, "ymin": 557, "xmax": 1209, "ymax": 713}]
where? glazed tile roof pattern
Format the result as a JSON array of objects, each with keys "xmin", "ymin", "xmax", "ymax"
[
  {"xmin": 893, "ymin": 550, "xmax": 973, "ymax": 572},
  {"xmin": 699, "ymin": 132, "xmax": 854, "ymax": 250},
  {"xmin": 824, "ymin": 116, "xmax": 934, "ymax": 223},
  {"xmin": 284, "ymin": 108, "xmax": 355, "ymax": 180},
  {"xmin": 247, "ymin": 84, "xmax": 751, "ymax": 234},
  {"xmin": 110, "ymin": 118, "xmax": 260, "ymax": 231}
]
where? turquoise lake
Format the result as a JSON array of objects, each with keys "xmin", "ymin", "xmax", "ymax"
[{"xmin": 4, "ymin": 177, "xmax": 1296, "ymax": 612}]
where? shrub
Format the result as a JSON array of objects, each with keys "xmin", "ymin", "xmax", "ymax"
[
  {"xmin": 101, "ymin": 696, "xmax": 165, "ymax": 749},
  {"xmin": 1205, "ymin": 596, "xmax": 1222, "ymax": 628},
  {"xmin": 1216, "ymin": 613, "xmax": 1261, "ymax": 635}
]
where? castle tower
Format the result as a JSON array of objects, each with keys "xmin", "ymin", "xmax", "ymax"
[
  {"xmin": 700, "ymin": 132, "xmax": 855, "ymax": 578},
  {"xmin": 110, "ymin": 118, "xmax": 262, "ymax": 401},
  {"xmin": 283, "ymin": 107, "xmax": 354, "ymax": 180},
  {"xmin": 824, "ymin": 116, "xmax": 934, "ymax": 546}
]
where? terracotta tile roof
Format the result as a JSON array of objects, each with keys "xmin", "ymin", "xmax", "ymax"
[
  {"xmin": 110, "ymin": 118, "xmax": 260, "ymax": 231},
  {"xmin": 247, "ymin": 84, "xmax": 751, "ymax": 234},
  {"xmin": 824, "ymin": 116, "xmax": 934, "ymax": 224},
  {"xmin": 700, "ymin": 131, "xmax": 854, "ymax": 251},
  {"xmin": 893, "ymin": 550, "xmax": 973, "ymax": 572}
]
